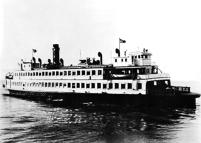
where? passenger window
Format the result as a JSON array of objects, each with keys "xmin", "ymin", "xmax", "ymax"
[
  {"xmin": 137, "ymin": 83, "xmax": 142, "ymax": 89},
  {"xmin": 92, "ymin": 70, "xmax": 96, "ymax": 75},
  {"xmin": 60, "ymin": 71, "xmax": 63, "ymax": 76},
  {"xmin": 68, "ymin": 83, "xmax": 71, "ymax": 88},
  {"xmin": 82, "ymin": 70, "xmax": 85, "ymax": 75},
  {"xmin": 56, "ymin": 71, "xmax": 59, "ymax": 76},
  {"xmin": 97, "ymin": 83, "xmax": 101, "ymax": 89},
  {"xmin": 72, "ymin": 71, "xmax": 76, "ymax": 75},
  {"xmin": 98, "ymin": 70, "xmax": 102, "ymax": 75},
  {"xmin": 52, "ymin": 71, "xmax": 55, "ymax": 76},
  {"xmin": 68, "ymin": 71, "xmax": 71, "ymax": 76},
  {"xmin": 59, "ymin": 83, "xmax": 62, "ymax": 87},
  {"xmin": 49, "ymin": 72, "xmax": 51, "ymax": 76},
  {"xmin": 115, "ymin": 83, "xmax": 119, "ymax": 89},
  {"xmin": 77, "ymin": 71, "xmax": 80, "ymax": 75},
  {"xmin": 72, "ymin": 83, "xmax": 75, "ymax": 88},
  {"xmin": 109, "ymin": 83, "xmax": 113, "ymax": 89},
  {"xmin": 165, "ymin": 80, "xmax": 169, "ymax": 85},
  {"xmin": 45, "ymin": 72, "xmax": 48, "ymax": 76},
  {"xmin": 91, "ymin": 83, "xmax": 95, "ymax": 88},
  {"xmin": 42, "ymin": 72, "xmax": 44, "ymax": 76},
  {"xmin": 87, "ymin": 71, "xmax": 90, "ymax": 75},
  {"xmin": 86, "ymin": 84, "xmax": 90, "ymax": 88},
  {"xmin": 81, "ymin": 83, "xmax": 85, "ymax": 88},
  {"xmin": 77, "ymin": 83, "xmax": 80, "ymax": 88},
  {"xmin": 121, "ymin": 84, "xmax": 125, "ymax": 89},
  {"xmin": 103, "ymin": 84, "xmax": 107, "ymax": 89},
  {"xmin": 64, "ymin": 71, "xmax": 67, "ymax": 76},
  {"xmin": 128, "ymin": 83, "xmax": 132, "ymax": 89}
]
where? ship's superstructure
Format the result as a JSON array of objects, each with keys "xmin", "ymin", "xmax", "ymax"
[{"xmin": 3, "ymin": 42, "xmax": 200, "ymax": 107}]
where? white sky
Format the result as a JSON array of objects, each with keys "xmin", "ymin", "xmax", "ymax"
[{"xmin": 1, "ymin": 0, "xmax": 201, "ymax": 81}]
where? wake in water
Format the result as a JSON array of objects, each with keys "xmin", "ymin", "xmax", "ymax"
[{"xmin": 0, "ymin": 93, "xmax": 200, "ymax": 143}]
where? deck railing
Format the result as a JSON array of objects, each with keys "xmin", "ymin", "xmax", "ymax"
[
  {"xmin": 170, "ymin": 86, "xmax": 190, "ymax": 93},
  {"xmin": 147, "ymin": 86, "xmax": 191, "ymax": 96}
]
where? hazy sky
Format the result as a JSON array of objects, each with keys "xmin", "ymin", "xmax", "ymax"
[{"xmin": 1, "ymin": 0, "xmax": 201, "ymax": 81}]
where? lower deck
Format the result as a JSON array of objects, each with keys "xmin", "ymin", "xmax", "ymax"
[{"xmin": 5, "ymin": 79, "xmax": 147, "ymax": 95}]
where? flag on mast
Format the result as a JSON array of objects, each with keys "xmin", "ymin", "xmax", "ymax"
[
  {"xmin": 119, "ymin": 38, "xmax": 126, "ymax": 43},
  {"xmin": 32, "ymin": 49, "xmax": 37, "ymax": 53}
]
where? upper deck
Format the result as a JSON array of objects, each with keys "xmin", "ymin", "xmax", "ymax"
[
  {"xmin": 6, "ymin": 43, "xmax": 169, "ymax": 81},
  {"xmin": 8, "ymin": 64, "xmax": 169, "ymax": 82}
]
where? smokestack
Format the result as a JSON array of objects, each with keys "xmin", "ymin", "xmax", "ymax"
[
  {"xmin": 32, "ymin": 57, "xmax": 36, "ymax": 63},
  {"xmin": 52, "ymin": 44, "xmax": 60, "ymax": 66},
  {"xmin": 60, "ymin": 58, "xmax": 64, "ymax": 66},
  {"xmin": 38, "ymin": 58, "xmax": 42, "ymax": 68},
  {"xmin": 48, "ymin": 59, "xmax": 51, "ymax": 64},
  {"xmin": 115, "ymin": 48, "xmax": 120, "ymax": 57},
  {"xmin": 98, "ymin": 52, "xmax": 102, "ymax": 65},
  {"xmin": 86, "ymin": 58, "xmax": 90, "ymax": 65}
]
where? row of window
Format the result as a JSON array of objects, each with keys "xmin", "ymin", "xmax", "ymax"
[
  {"xmin": 114, "ymin": 58, "xmax": 128, "ymax": 63},
  {"xmin": 114, "ymin": 54, "xmax": 149, "ymax": 63},
  {"xmin": 14, "ymin": 69, "xmax": 102, "ymax": 77},
  {"xmin": 135, "ymin": 55, "xmax": 148, "ymax": 59},
  {"xmin": 11, "ymin": 82, "xmax": 140, "ymax": 89}
]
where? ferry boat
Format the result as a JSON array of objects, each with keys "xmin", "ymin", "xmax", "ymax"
[{"xmin": 3, "ymin": 42, "xmax": 200, "ymax": 107}]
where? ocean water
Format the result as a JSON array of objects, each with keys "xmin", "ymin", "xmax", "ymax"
[{"xmin": 0, "ymin": 89, "xmax": 201, "ymax": 142}]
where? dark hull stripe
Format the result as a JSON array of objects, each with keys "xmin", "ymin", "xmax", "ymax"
[{"xmin": 3, "ymin": 89, "xmax": 199, "ymax": 108}]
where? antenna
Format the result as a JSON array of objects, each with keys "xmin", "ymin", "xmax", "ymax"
[
  {"xmin": 79, "ymin": 49, "xmax": 82, "ymax": 59},
  {"xmin": 124, "ymin": 50, "xmax": 127, "ymax": 56},
  {"xmin": 110, "ymin": 50, "xmax": 112, "ymax": 63},
  {"xmin": 137, "ymin": 46, "xmax": 140, "ymax": 51}
]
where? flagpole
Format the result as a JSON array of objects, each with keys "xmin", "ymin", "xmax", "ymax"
[
  {"xmin": 79, "ymin": 49, "xmax": 81, "ymax": 59},
  {"xmin": 119, "ymin": 38, "xmax": 120, "ymax": 57},
  {"xmin": 32, "ymin": 49, "xmax": 33, "ymax": 63}
]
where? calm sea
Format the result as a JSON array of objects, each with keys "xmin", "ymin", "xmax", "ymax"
[{"xmin": 0, "ymin": 83, "xmax": 201, "ymax": 143}]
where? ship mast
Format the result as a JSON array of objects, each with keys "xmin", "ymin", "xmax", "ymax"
[{"xmin": 119, "ymin": 38, "xmax": 126, "ymax": 57}]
